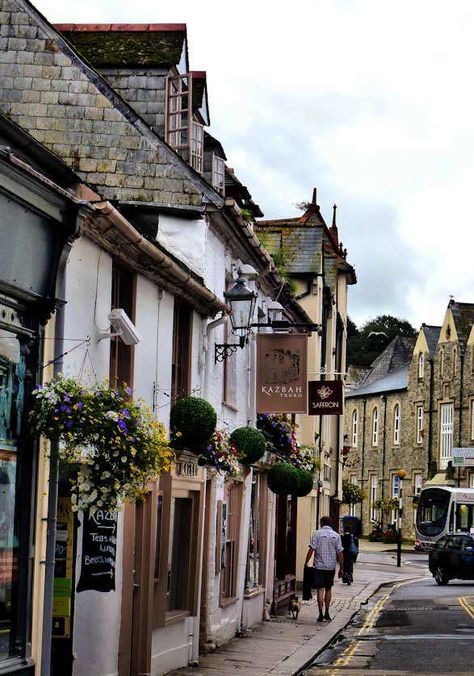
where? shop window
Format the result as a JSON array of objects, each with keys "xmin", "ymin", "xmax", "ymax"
[
  {"xmin": 171, "ymin": 299, "xmax": 192, "ymax": 402},
  {"xmin": 219, "ymin": 481, "xmax": 242, "ymax": 604},
  {"xmin": 110, "ymin": 263, "xmax": 135, "ymax": 389},
  {"xmin": 245, "ymin": 473, "xmax": 265, "ymax": 591}
]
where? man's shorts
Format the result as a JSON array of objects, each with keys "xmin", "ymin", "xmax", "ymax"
[{"xmin": 313, "ymin": 568, "xmax": 335, "ymax": 590}]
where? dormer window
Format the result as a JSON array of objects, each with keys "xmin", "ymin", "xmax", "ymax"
[
  {"xmin": 191, "ymin": 122, "xmax": 203, "ymax": 173},
  {"xmin": 212, "ymin": 155, "xmax": 225, "ymax": 195},
  {"xmin": 166, "ymin": 73, "xmax": 204, "ymax": 174}
]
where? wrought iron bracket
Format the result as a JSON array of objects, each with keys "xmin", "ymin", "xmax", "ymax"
[{"xmin": 215, "ymin": 336, "xmax": 246, "ymax": 363}]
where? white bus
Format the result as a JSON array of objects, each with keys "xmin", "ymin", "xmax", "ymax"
[{"xmin": 415, "ymin": 486, "xmax": 474, "ymax": 550}]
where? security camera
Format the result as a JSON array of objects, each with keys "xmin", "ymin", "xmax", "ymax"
[{"xmin": 102, "ymin": 308, "xmax": 141, "ymax": 346}]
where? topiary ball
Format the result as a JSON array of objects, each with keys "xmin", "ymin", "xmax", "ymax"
[
  {"xmin": 170, "ymin": 396, "xmax": 217, "ymax": 451},
  {"xmin": 293, "ymin": 468, "xmax": 314, "ymax": 497},
  {"xmin": 230, "ymin": 426, "xmax": 266, "ymax": 465},
  {"xmin": 267, "ymin": 462, "xmax": 300, "ymax": 495}
]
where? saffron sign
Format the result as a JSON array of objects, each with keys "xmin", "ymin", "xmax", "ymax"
[
  {"xmin": 256, "ymin": 334, "xmax": 307, "ymax": 413},
  {"xmin": 308, "ymin": 380, "xmax": 343, "ymax": 416}
]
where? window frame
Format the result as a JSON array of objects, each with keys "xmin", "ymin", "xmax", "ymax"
[
  {"xmin": 418, "ymin": 352, "xmax": 424, "ymax": 379},
  {"xmin": 190, "ymin": 121, "xmax": 204, "ymax": 174},
  {"xmin": 351, "ymin": 408, "xmax": 358, "ymax": 448},
  {"xmin": 393, "ymin": 403, "xmax": 400, "ymax": 446},
  {"xmin": 244, "ymin": 471, "xmax": 267, "ymax": 593},
  {"xmin": 219, "ymin": 480, "xmax": 243, "ymax": 606},
  {"xmin": 212, "ymin": 155, "xmax": 226, "ymax": 195},
  {"xmin": 370, "ymin": 474, "xmax": 378, "ymax": 521},
  {"xmin": 372, "ymin": 407, "xmax": 379, "ymax": 447},
  {"xmin": 439, "ymin": 401, "xmax": 454, "ymax": 470},
  {"xmin": 171, "ymin": 299, "xmax": 192, "ymax": 403},
  {"xmin": 416, "ymin": 404, "xmax": 424, "ymax": 444}
]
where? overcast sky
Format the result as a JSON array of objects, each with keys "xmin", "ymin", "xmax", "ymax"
[{"xmin": 35, "ymin": 0, "xmax": 474, "ymax": 328}]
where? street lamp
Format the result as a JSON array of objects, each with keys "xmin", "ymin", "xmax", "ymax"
[
  {"xmin": 396, "ymin": 469, "xmax": 406, "ymax": 567},
  {"xmin": 215, "ymin": 272, "xmax": 257, "ymax": 362}
]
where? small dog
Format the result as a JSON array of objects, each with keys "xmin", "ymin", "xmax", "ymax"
[{"xmin": 288, "ymin": 596, "xmax": 301, "ymax": 620}]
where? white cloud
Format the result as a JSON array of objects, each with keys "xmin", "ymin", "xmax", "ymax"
[{"xmin": 35, "ymin": 0, "xmax": 474, "ymax": 328}]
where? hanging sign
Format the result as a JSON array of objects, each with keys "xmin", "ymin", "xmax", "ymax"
[
  {"xmin": 76, "ymin": 510, "xmax": 118, "ymax": 593},
  {"xmin": 308, "ymin": 380, "xmax": 343, "ymax": 416},
  {"xmin": 256, "ymin": 334, "xmax": 307, "ymax": 413},
  {"xmin": 452, "ymin": 447, "xmax": 474, "ymax": 467}
]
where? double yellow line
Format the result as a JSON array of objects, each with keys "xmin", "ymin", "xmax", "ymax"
[
  {"xmin": 459, "ymin": 596, "xmax": 474, "ymax": 620},
  {"xmin": 327, "ymin": 578, "xmax": 422, "ymax": 675}
]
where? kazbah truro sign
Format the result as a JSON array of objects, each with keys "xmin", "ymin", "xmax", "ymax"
[{"xmin": 256, "ymin": 334, "xmax": 308, "ymax": 413}]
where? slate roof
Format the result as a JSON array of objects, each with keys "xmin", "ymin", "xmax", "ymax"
[
  {"xmin": 421, "ymin": 324, "xmax": 441, "ymax": 357},
  {"xmin": 449, "ymin": 300, "xmax": 474, "ymax": 345},
  {"xmin": 56, "ymin": 24, "xmax": 186, "ymax": 68},
  {"xmin": 359, "ymin": 335, "xmax": 415, "ymax": 387},
  {"xmin": 347, "ymin": 365, "xmax": 409, "ymax": 398},
  {"xmin": 255, "ymin": 225, "xmax": 323, "ymax": 274}
]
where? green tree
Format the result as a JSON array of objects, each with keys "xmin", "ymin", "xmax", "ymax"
[{"xmin": 347, "ymin": 314, "xmax": 416, "ymax": 368}]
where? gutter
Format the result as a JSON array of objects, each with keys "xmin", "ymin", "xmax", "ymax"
[{"xmin": 93, "ymin": 201, "xmax": 228, "ymax": 317}]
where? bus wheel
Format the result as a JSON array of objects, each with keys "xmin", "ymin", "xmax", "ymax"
[{"xmin": 434, "ymin": 566, "xmax": 449, "ymax": 585}]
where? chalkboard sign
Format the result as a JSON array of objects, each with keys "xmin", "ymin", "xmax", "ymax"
[{"xmin": 77, "ymin": 510, "xmax": 117, "ymax": 593}]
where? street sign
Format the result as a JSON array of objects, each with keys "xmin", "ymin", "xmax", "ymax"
[{"xmin": 452, "ymin": 447, "xmax": 474, "ymax": 467}]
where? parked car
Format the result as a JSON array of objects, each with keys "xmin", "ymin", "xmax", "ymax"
[{"xmin": 428, "ymin": 533, "xmax": 474, "ymax": 585}]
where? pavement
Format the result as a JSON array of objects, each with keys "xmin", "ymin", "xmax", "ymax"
[{"xmin": 168, "ymin": 541, "xmax": 429, "ymax": 676}]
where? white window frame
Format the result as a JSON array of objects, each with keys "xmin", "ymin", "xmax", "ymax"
[
  {"xmin": 372, "ymin": 407, "xmax": 378, "ymax": 447},
  {"xmin": 439, "ymin": 402, "xmax": 453, "ymax": 470},
  {"xmin": 413, "ymin": 472, "xmax": 423, "ymax": 523},
  {"xmin": 212, "ymin": 155, "xmax": 225, "ymax": 195},
  {"xmin": 370, "ymin": 474, "xmax": 378, "ymax": 521},
  {"xmin": 393, "ymin": 403, "xmax": 400, "ymax": 445},
  {"xmin": 351, "ymin": 409, "xmax": 358, "ymax": 448},
  {"xmin": 416, "ymin": 404, "xmax": 424, "ymax": 444},
  {"xmin": 418, "ymin": 352, "xmax": 424, "ymax": 379},
  {"xmin": 191, "ymin": 121, "xmax": 204, "ymax": 174},
  {"xmin": 391, "ymin": 474, "xmax": 400, "ymax": 524},
  {"xmin": 349, "ymin": 475, "xmax": 358, "ymax": 517}
]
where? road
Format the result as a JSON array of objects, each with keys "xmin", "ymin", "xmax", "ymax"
[{"xmin": 306, "ymin": 555, "xmax": 474, "ymax": 675}]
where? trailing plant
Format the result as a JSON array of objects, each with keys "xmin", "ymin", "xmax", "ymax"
[
  {"xmin": 374, "ymin": 497, "xmax": 399, "ymax": 512},
  {"xmin": 257, "ymin": 413, "xmax": 296, "ymax": 455},
  {"xmin": 30, "ymin": 376, "xmax": 173, "ymax": 513},
  {"xmin": 198, "ymin": 430, "xmax": 240, "ymax": 477},
  {"xmin": 170, "ymin": 396, "xmax": 217, "ymax": 452},
  {"xmin": 342, "ymin": 479, "xmax": 366, "ymax": 504},
  {"xmin": 229, "ymin": 426, "xmax": 266, "ymax": 465}
]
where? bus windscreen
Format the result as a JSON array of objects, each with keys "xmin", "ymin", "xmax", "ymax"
[{"xmin": 416, "ymin": 488, "xmax": 450, "ymax": 536}]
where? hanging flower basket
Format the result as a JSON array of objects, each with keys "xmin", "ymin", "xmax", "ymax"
[
  {"xmin": 267, "ymin": 462, "xmax": 300, "ymax": 495},
  {"xmin": 198, "ymin": 430, "xmax": 240, "ymax": 477},
  {"xmin": 342, "ymin": 479, "xmax": 366, "ymax": 504},
  {"xmin": 293, "ymin": 468, "xmax": 315, "ymax": 497},
  {"xmin": 170, "ymin": 396, "xmax": 217, "ymax": 453},
  {"xmin": 374, "ymin": 497, "xmax": 399, "ymax": 512},
  {"xmin": 256, "ymin": 413, "xmax": 296, "ymax": 455},
  {"xmin": 229, "ymin": 426, "xmax": 266, "ymax": 465},
  {"xmin": 30, "ymin": 376, "xmax": 173, "ymax": 513}
]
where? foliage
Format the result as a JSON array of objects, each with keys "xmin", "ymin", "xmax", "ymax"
[
  {"xmin": 347, "ymin": 314, "xmax": 416, "ymax": 368},
  {"xmin": 198, "ymin": 430, "xmax": 240, "ymax": 477},
  {"xmin": 240, "ymin": 207, "xmax": 254, "ymax": 224},
  {"xmin": 342, "ymin": 479, "xmax": 366, "ymax": 504},
  {"xmin": 374, "ymin": 497, "xmax": 400, "ymax": 512},
  {"xmin": 267, "ymin": 462, "xmax": 300, "ymax": 495},
  {"xmin": 368, "ymin": 520, "xmax": 398, "ymax": 543},
  {"xmin": 257, "ymin": 413, "xmax": 296, "ymax": 454},
  {"xmin": 293, "ymin": 468, "xmax": 314, "ymax": 497},
  {"xmin": 291, "ymin": 445, "xmax": 321, "ymax": 473},
  {"xmin": 170, "ymin": 396, "xmax": 217, "ymax": 452},
  {"xmin": 31, "ymin": 376, "xmax": 173, "ymax": 513},
  {"xmin": 229, "ymin": 426, "xmax": 266, "ymax": 465}
]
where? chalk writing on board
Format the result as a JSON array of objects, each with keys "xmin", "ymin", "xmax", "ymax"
[{"xmin": 76, "ymin": 510, "xmax": 117, "ymax": 593}]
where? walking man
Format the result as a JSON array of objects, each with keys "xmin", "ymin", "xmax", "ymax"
[{"xmin": 304, "ymin": 516, "xmax": 344, "ymax": 622}]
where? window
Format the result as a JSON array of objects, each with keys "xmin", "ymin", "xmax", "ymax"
[
  {"xmin": 166, "ymin": 73, "xmax": 189, "ymax": 151},
  {"xmin": 212, "ymin": 155, "xmax": 225, "ymax": 195},
  {"xmin": 190, "ymin": 121, "xmax": 204, "ymax": 173},
  {"xmin": 391, "ymin": 474, "xmax": 400, "ymax": 523},
  {"xmin": 452, "ymin": 347, "xmax": 457, "ymax": 377},
  {"xmin": 110, "ymin": 264, "xmax": 135, "ymax": 389},
  {"xmin": 418, "ymin": 352, "xmax": 424, "ymax": 379},
  {"xmin": 439, "ymin": 402, "xmax": 453, "ymax": 470},
  {"xmin": 370, "ymin": 475, "xmax": 378, "ymax": 521},
  {"xmin": 372, "ymin": 407, "xmax": 378, "ymax": 446},
  {"xmin": 323, "ymin": 463, "xmax": 331, "ymax": 483},
  {"xmin": 245, "ymin": 472, "xmax": 265, "ymax": 591},
  {"xmin": 413, "ymin": 473, "xmax": 423, "ymax": 523},
  {"xmin": 167, "ymin": 494, "xmax": 199, "ymax": 611},
  {"xmin": 349, "ymin": 475, "xmax": 358, "ymax": 517},
  {"xmin": 351, "ymin": 409, "xmax": 358, "ymax": 448},
  {"xmin": 220, "ymin": 481, "xmax": 242, "ymax": 603},
  {"xmin": 393, "ymin": 403, "xmax": 400, "ymax": 445},
  {"xmin": 416, "ymin": 404, "xmax": 424, "ymax": 444},
  {"xmin": 171, "ymin": 299, "xmax": 192, "ymax": 403},
  {"xmin": 440, "ymin": 349, "xmax": 444, "ymax": 378}
]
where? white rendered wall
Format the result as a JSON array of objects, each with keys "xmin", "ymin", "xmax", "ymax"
[{"xmin": 156, "ymin": 214, "xmax": 207, "ymax": 278}]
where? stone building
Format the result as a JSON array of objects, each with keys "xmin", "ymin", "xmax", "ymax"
[{"xmin": 343, "ymin": 300, "xmax": 474, "ymax": 539}]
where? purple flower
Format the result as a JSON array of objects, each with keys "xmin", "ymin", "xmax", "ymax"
[
  {"xmin": 118, "ymin": 419, "xmax": 128, "ymax": 434},
  {"xmin": 120, "ymin": 408, "xmax": 131, "ymax": 419},
  {"xmin": 59, "ymin": 405, "xmax": 68, "ymax": 412},
  {"xmin": 63, "ymin": 395, "xmax": 70, "ymax": 402},
  {"xmin": 125, "ymin": 386, "xmax": 132, "ymax": 396},
  {"xmin": 77, "ymin": 402, "xmax": 84, "ymax": 410},
  {"xmin": 65, "ymin": 420, "xmax": 73, "ymax": 429}
]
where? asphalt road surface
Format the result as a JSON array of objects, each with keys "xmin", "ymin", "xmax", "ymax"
[{"xmin": 306, "ymin": 572, "xmax": 474, "ymax": 675}]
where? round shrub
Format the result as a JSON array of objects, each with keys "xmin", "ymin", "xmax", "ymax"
[
  {"xmin": 170, "ymin": 396, "xmax": 217, "ymax": 451},
  {"xmin": 230, "ymin": 426, "xmax": 266, "ymax": 465},
  {"xmin": 293, "ymin": 469, "xmax": 314, "ymax": 497},
  {"xmin": 267, "ymin": 462, "xmax": 300, "ymax": 495}
]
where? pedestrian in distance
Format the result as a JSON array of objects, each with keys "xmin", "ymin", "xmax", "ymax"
[
  {"xmin": 304, "ymin": 516, "xmax": 344, "ymax": 622},
  {"xmin": 341, "ymin": 524, "xmax": 358, "ymax": 585}
]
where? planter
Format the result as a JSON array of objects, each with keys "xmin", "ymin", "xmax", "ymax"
[
  {"xmin": 229, "ymin": 426, "xmax": 266, "ymax": 465},
  {"xmin": 170, "ymin": 396, "xmax": 217, "ymax": 452}
]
